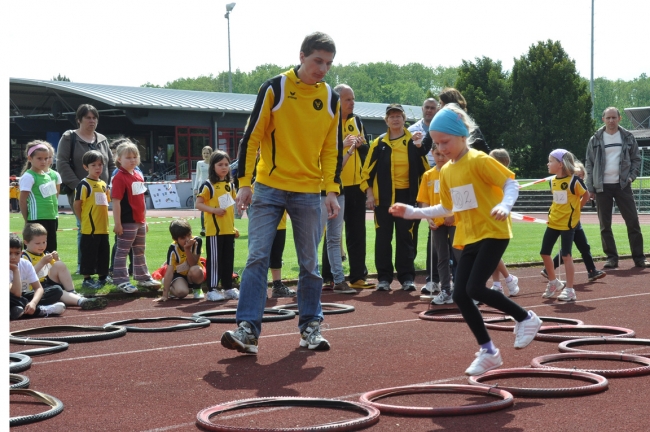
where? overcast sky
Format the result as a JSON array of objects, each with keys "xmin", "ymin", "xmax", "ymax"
[{"xmin": 3, "ymin": 0, "xmax": 648, "ymax": 88}]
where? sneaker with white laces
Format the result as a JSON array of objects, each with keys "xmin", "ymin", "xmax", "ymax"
[
  {"xmin": 333, "ymin": 281, "xmax": 356, "ymax": 294},
  {"xmin": 541, "ymin": 279, "xmax": 564, "ymax": 299},
  {"xmin": 421, "ymin": 282, "xmax": 440, "ymax": 295},
  {"xmin": 505, "ymin": 275, "xmax": 520, "ymax": 296},
  {"xmin": 39, "ymin": 302, "xmax": 66, "ymax": 317},
  {"xmin": 513, "ymin": 311, "xmax": 543, "ymax": 349},
  {"xmin": 137, "ymin": 279, "xmax": 162, "ymax": 290},
  {"xmin": 587, "ymin": 270, "xmax": 606, "ymax": 282},
  {"xmin": 193, "ymin": 288, "xmax": 204, "ymax": 299},
  {"xmin": 491, "ymin": 284, "xmax": 504, "ymax": 294},
  {"xmin": 117, "ymin": 282, "xmax": 138, "ymax": 294},
  {"xmin": 431, "ymin": 291, "xmax": 453, "ymax": 305},
  {"xmin": 221, "ymin": 321, "xmax": 258, "ymax": 354},
  {"xmin": 206, "ymin": 290, "xmax": 226, "ymax": 301},
  {"xmin": 464, "ymin": 349, "xmax": 503, "ymax": 376},
  {"xmin": 272, "ymin": 284, "xmax": 296, "ymax": 298},
  {"xmin": 224, "ymin": 288, "xmax": 240, "ymax": 300},
  {"xmin": 299, "ymin": 321, "xmax": 330, "ymax": 351},
  {"xmin": 557, "ymin": 287, "xmax": 577, "ymax": 302},
  {"xmin": 375, "ymin": 281, "xmax": 391, "ymax": 291},
  {"xmin": 401, "ymin": 281, "xmax": 416, "ymax": 291}
]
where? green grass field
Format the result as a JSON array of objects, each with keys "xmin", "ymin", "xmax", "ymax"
[{"xmin": 10, "ymin": 213, "xmax": 649, "ymax": 295}]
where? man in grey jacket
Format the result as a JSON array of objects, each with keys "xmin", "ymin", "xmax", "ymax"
[{"xmin": 585, "ymin": 107, "xmax": 649, "ymax": 269}]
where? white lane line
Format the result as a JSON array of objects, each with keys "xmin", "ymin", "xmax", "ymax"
[{"xmin": 140, "ymin": 375, "xmax": 468, "ymax": 432}]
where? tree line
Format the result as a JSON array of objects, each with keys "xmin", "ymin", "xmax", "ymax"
[{"xmin": 138, "ymin": 40, "xmax": 649, "ymax": 178}]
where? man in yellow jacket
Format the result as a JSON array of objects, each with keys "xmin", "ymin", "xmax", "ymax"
[{"xmin": 221, "ymin": 32, "xmax": 342, "ymax": 355}]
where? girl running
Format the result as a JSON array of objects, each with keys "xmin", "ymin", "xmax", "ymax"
[
  {"xmin": 196, "ymin": 150, "xmax": 240, "ymax": 302},
  {"xmin": 540, "ymin": 149, "xmax": 590, "ymax": 301},
  {"xmin": 390, "ymin": 104, "xmax": 542, "ymax": 376}
]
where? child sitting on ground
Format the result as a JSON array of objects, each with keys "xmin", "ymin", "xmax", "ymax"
[
  {"xmin": 154, "ymin": 219, "xmax": 205, "ymax": 302},
  {"xmin": 73, "ymin": 150, "xmax": 111, "ymax": 289},
  {"xmin": 21, "ymin": 223, "xmax": 107, "ymax": 310},
  {"xmin": 10, "ymin": 233, "xmax": 66, "ymax": 319}
]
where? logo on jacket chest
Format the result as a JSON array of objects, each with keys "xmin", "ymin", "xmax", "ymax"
[
  {"xmin": 288, "ymin": 91, "xmax": 297, "ymax": 100},
  {"xmin": 313, "ymin": 99, "xmax": 323, "ymax": 111}
]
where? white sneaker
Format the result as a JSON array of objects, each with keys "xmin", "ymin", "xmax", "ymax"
[
  {"xmin": 431, "ymin": 291, "xmax": 453, "ymax": 305},
  {"xmin": 513, "ymin": 311, "xmax": 542, "ymax": 349},
  {"xmin": 491, "ymin": 284, "xmax": 504, "ymax": 294},
  {"xmin": 193, "ymin": 288, "xmax": 204, "ymax": 299},
  {"xmin": 117, "ymin": 282, "xmax": 138, "ymax": 294},
  {"xmin": 224, "ymin": 288, "xmax": 240, "ymax": 300},
  {"xmin": 206, "ymin": 290, "xmax": 226, "ymax": 301},
  {"xmin": 541, "ymin": 279, "xmax": 564, "ymax": 298},
  {"xmin": 557, "ymin": 288, "xmax": 576, "ymax": 302},
  {"xmin": 465, "ymin": 349, "xmax": 503, "ymax": 376},
  {"xmin": 505, "ymin": 275, "xmax": 520, "ymax": 296},
  {"xmin": 39, "ymin": 302, "xmax": 66, "ymax": 317},
  {"xmin": 421, "ymin": 282, "xmax": 440, "ymax": 294}
]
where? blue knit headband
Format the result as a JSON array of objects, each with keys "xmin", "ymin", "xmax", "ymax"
[{"xmin": 429, "ymin": 108, "xmax": 469, "ymax": 137}]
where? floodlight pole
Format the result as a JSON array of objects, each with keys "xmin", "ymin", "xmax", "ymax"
[
  {"xmin": 590, "ymin": 0, "xmax": 595, "ymax": 119},
  {"xmin": 225, "ymin": 3, "xmax": 236, "ymax": 93}
]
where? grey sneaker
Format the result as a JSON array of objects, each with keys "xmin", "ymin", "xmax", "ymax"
[
  {"xmin": 401, "ymin": 281, "xmax": 416, "ymax": 291},
  {"xmin": 603, "ymin": 259, "xmax": 618, "ymax": 269},
  {"xmin": 272, "ymin": 283, "xmax": 296, "ymax": 298},
  {"xmin": 431, "ymin": 290, "xmax": 454, "ymax": 305},
  {"xmin": 421, "ymin": 282, "xmax": 440, "ymax": 294},
  {"xmin": 221, "ymin": 321, "xmax": 258, "ymax": 354},
  {"xmin": 333, "ymin": 281, "xmax": 356, "ymax": 294},
  {"xmin": 376, "ymin": 281, "xmax": 391, "ymax": 291},
  {"xmin": 80, "ymin": 297, "xmax": 108, "ymax": 310},
  {"xmin": 82, "ymin": 278, "xmax": 102, "ymax": 290},
  {"xmin": 137, "ymin": 279, "xmax": 162, "ymax": 290},
  {"xmin": 39, "ymin": 302, "xmax": 66, "ymax": 317},
  {"xmin": 299, "ymin": 321, "xmax": 330, "ymax": 351}
]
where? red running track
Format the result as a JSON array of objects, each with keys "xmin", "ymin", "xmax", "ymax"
[{"xmin": 8, "ymin": 259, "xmax": 650, "ymax": 431}]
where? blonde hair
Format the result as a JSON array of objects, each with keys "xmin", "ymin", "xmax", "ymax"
[
  {"xmin": 202, "ymin": 145, "xmax": 213, "ymax": 154},
  {"xmin": 574, "ymin": 160, "xmax": 586, "ymax": 180},
  {"xmin": 489, "ymin": 148, "xmax": 511, "ymax": 167},
  {"xmin": 551, "ymin": 150, "xmax": 577, "ymax": 177},
  {"xmin": 116, "ymin": 140, "xmax": 140, "ymax": 159}
]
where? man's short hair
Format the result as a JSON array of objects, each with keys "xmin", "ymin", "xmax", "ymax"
[
  {"xmin": 169, "ymin": 219, "xmax": 192, "ymax": 241},
  {"xmin": 23, "ymin": 223, "xmax": 48, "ymax": 243},
  {"xmin": 423, "ymin": 98, "xmax": 438, "ymax": 108},
  {"xmin": 602, "ymin": 107, "xmax": 621, "ymax": 118},
  {"xmin": 82, "ymin": 150, "xmax": 105, "ymax": 167},
  {"xmin": 10, "ymin": 233, "xmax": 22, "ymax": 250},
  {"xmin": 300, "ymin": 32, "xmax": 336, "ymax": 57},
  {"xmin": 333, "ymin": 84, "xmax": 351, "ymax": 94}
]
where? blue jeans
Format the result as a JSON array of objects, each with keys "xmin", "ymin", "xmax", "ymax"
[
  {"xmin": 236, "ymin": 183, "xmax": 323, "ymax": 337},
  {"xmin": 320, "ymin": 194, "xmax": 345, "ymax": 284}
]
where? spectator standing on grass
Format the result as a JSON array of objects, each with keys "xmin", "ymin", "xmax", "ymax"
[
  {"xmin": 111, "ymin": 140, "xmax": 161, "ymax": 294},
  {"xmin": 390, "ymin": 104, "xmax": 542, "ymax": 376},
  {"xmin": 57, "ymin": 104, "xmax": 115, "ymax": 273},
  {"xmin": 360, "ymin": 104, "xmax": 431, "ymax": 292},
  {"xmin": 19, "ymin": 141, "xmax": 60, "ymax": 252},
  {"xmin": 409, "ymin": 98, "xmax": 442, "ymax": 295},
  {"xmin": 584, "ymin": 107, "xmax": 649, "ymax": 269},
  {"xmin": 221, "ymin": 32, "xmax": 342, "ymax": 355},
  {"xmin": 194, "ymin": 146, "xmax": 213, "ymax": 237},
  {"xmin": 196, "ymin": 150, "xmax": 240, "ymax": 302}
]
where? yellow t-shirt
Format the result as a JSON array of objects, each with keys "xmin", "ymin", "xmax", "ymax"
[
  {"xmin": 166, "ymin": 237, "xmax": 203, "ymax": 276},
  {"xmin": 547, "ymin": 175, "xmax": 587, "ymax": 230},
  {"xmin": 74, "ymin": 177, "xmax": 110, "ymax": 235},
  {"xmin": 417, "ymin": 166, "xmax": 454, "ymax": 227},
  {"xmin": 387, "ymin": 135, "xmax": 410, "ymax": 189},
  {"xmin": 21, "ymin": 250, "xmax": 54, "ymax": 283},
  {"xmin": 439, "ymin": 149, "xmax": 514, "ymax": 249},
  {"xmin": 198, "ymin": 180, "xmax": 237, "ymax": 236},
  {"xmin": 10, "ymin": 185, "xmax": 20, "ymax": 199}
]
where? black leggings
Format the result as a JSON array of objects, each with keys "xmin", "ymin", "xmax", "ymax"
[{"xmin": 453, "ymin": 238, "xmax": 528, "ymax": 345}]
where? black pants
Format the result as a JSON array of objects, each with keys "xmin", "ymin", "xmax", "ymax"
[
  {"xmin": 374, "ymin": 189, "xmax": 415, "ymax": 284},
  {"xmin": 27, "ymin": 219, "xmax": 58, "ymax": 253},
  {"xmin": 552, "ymin": 223, "xmax": 595, "ymax": 272},
  {"xmin": 342, "ymin": 185, "xmax": 368, "ymax": 283},
  {"xmin": 596, "ymin": 183, "xmax": 645, "ymax": 262},
  {"xmin": 453, "ymin": 239, "xmax": 528, "ymax": 345},
  {"xmin": 10, "ymin": 286, "xmax": 63, "ymax": 319},
  {"xmin": 207, "ymin": 234, "xmax": 235, "ymax": 290},
  {"xmin": 269, "ymin": 229, "xmax": 286, "ymax": 269},
  {"xmin": 80, "ymin": 234, "xmax": 110, "ymax": 276}
]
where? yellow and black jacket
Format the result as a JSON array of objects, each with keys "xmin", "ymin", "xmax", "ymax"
[
  {"xmin": 237, "ymin": 67, "xmax": 342, "ymax": 195},
  {"xmin": 360, "ymin": 128, "xmax": 430, "ymax": 206},
  {"xmin": 340, "ymin": 114, "xmax": 368, "ymax": 187}
]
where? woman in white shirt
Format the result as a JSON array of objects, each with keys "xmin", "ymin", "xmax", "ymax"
[{"xmin": 193, "ymin": 146, "xmax": 214, "ymax": 236}]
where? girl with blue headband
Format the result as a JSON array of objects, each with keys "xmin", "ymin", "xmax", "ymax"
[
  {"xmin": 390, "ymin": 103, "xmax": 542, "ymax": 376},
  {"xmin": 540, "ymin": 149, "xmax": 590, "ymax": 302}
]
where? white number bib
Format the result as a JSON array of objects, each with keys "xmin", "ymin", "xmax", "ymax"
[
  {"xmin": 39, "ymin": 181, "xmax": 57, "ymax": 198},
  {"xmin": 553, "ymin": 190, "xmax": 568, "ymax": 204},
  {"xmin": 132, "ymin": 182, "xmax": 147, "ymax": 195},
  {"xmin": 95, "ymin": 192, "xmax": 109, "ymax": 206},
  {"xmin": 218, "ymin": 193, "xmax": 235, "ymax": 209},
  {"xmin": 434, "ymin": 180, "xmax": 440, "ymax": 194},
  {"xmin": 451, "ymin": 184, "xmax": 478, "ymax": 212}
]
